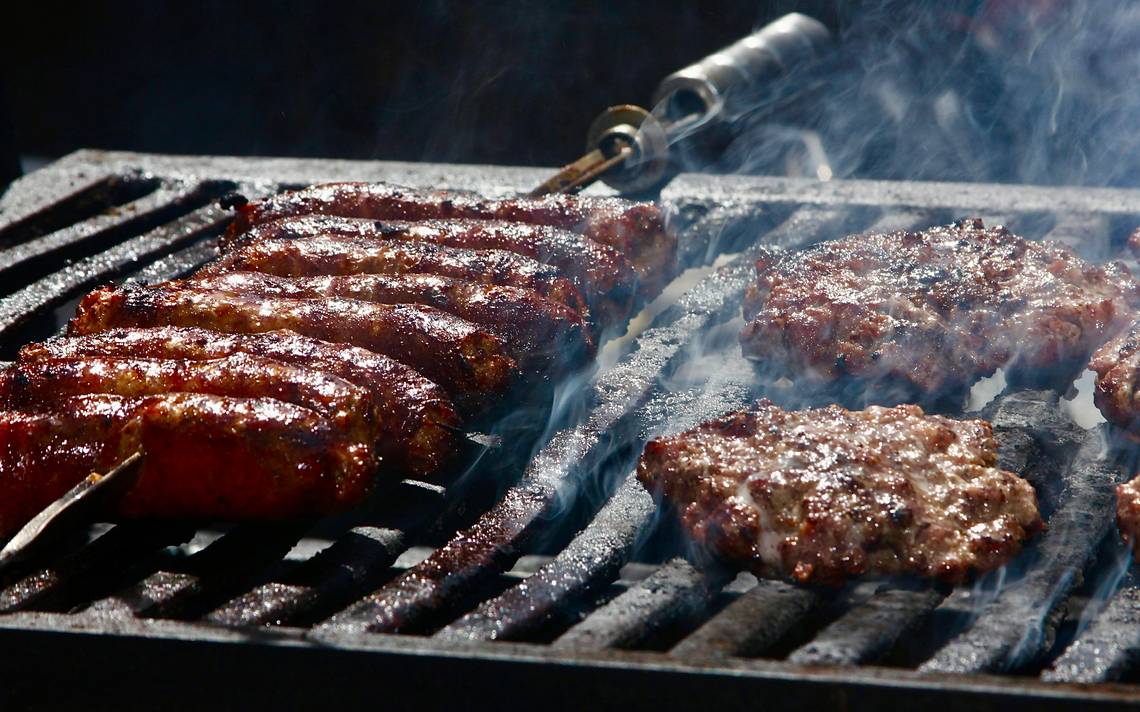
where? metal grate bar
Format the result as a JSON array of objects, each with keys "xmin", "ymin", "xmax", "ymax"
[
  {"xmin": 0, "ymin": 522, "xmax": 194, "ymax": 613},
  {"xmin": 86, "ymin": 523, "xmax": 310, "ymax": 621},
  {"xmin": 206, "ymin": 526, "xmax": 407, "ymax": 628},
  {"xmin": 434, "ymin": 476, "xmax": 656, "ymax": 642},
  {"xmin": 0, "ymin": 204, "xmax": 232, "ymax": 352},
  {"xmin": 553, "ymin": 558, "xmax": 717, "ymax": 651},
  {"xmin": 1045, "ymin": 570, "xmax": 1140, "ymax": 683},
  {"xmin": 921, "ymin": 425, "xmax": 1124, "ymax": 674},
  {"xmin": 669, "ymin": 579, "xmax": 824, "ymax": 659},
  {"xmin": 787, "ymin": 586, "xmax": 946, "ymax": 666}
]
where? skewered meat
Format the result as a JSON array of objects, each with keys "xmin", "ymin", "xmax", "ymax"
[
  {"xmin": 187, "ymin": 271, "xmax": 594, "ymax": 367},
  {"xmin": 1089, "ymin": 321, "xmax": 1140, "ymax": 434},
  {"xmin": 70, "ymin": 284, "xmax": 517, "ymax": 410},
  {"xmin": 637, "ymin": 400, "xmax": 1042, "ymax": 585},
  {"xmin": 203, "ymin": 233, "xmax": 589, "ymax": 321},
  {"xmin": 223, "ymin": 182, "xmax": 677, "ymax": 293},
  {"xmin": 19, "ymin": 327, "xmax": 460, "ymax": 477},
  {"xmin": 230, "ymin": 216, "xmax": 640, "ymax": 326},
  {"xmin": 0, "ymin": 393, "xmax": 372, "ymax": 539},
  {"xmin": 1117, "ymin": 476, "xmax": 1140, "ymax": 560},
  {"xmin": 740, "ymin": 219, "xmax": 1138, "ymax": 400}
]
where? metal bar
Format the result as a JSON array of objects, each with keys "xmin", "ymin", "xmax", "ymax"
[
  {"xmin": 0, "ymin": 522, "xmax": 194, "ymax": 613},
  {"xmin": 0, "ymin": 610, "xmax": 1137, "ymax": 711},
  {"xmin": 920, "ymin": 425, "xmax": 1124, "ymax": 674},
  {"xmin": 313, "ymin": 206, "xmax": 864, "ymax": 637},
  {"xmin": 787, "ymin": 587, "xmax": 946, "ymax": 666},
  {"xmin": 206, "ymin": 526, "xmax": 406, "ymax": 628},
  {"xmin": 1044, "ymin": 567, "xmax": 1140, "ymax": 683},
  {"xmin": 0, "ymin": 204, "xmax": 231, "ymax": 347},
  {"xmin": 553, "ymin": 558, "xmax": 717, "ymax": 652},
  {"xmin": 0, "ymin": 180, "xmax": 205, "ymax": 278},
  {"xmin": 669, "ymin": 579, "xmax": 824, "ymax": 660},
  {"xmin": 434, "ymin": 477, "xmax": 656, "ymax": 642},
  {"xmin": 85, "ymin": 523, "xmax": 311, "ymax": 621}
]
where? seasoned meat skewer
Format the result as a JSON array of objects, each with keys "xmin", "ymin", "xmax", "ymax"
[
  {"xmin": 19, "ymin": 327, "xmax": 460, "ymax": 478},
  {"xmin": 187, "ymin": 271, "xmax": 594, "ymax": 369},
  {"xmin": 223, "ymin": 182, "xmax": 677, "ymax": 293},
  {"xmin": 0, "ymin": 353, "xmax": 378, "ymax": 458},
  {"xmin": 638, "ymin": 400, "xmax": 1042, "ymax": 586},
  {"xmin": 203, "ymin": 234, "xmax": 589, "ymax": 321},
  {"xmin": 70, "ymin": 285, "xmax": 517, "ymax": 411},
  {"xmin": 229, "ymin": 216, "xmax": 640, "ymax": 325},
  {"xmin": 0, "ymin": 393, "xmax": 373, "ymax": 540},
  {"xmin": 740, "ymin": 218, "xmax": 1139, "ymax": 400}
]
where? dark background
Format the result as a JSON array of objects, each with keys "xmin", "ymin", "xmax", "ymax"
[{"xmin": 1, "ymin": 0, "xmax": 1137, "ymax": 188}]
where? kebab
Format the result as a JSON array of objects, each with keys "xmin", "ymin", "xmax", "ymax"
[{"xmin": 0, "ymin": 183, "xmax": 676, "ymax": 548}]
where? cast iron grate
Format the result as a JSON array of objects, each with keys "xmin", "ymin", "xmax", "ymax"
[{"xmin": 1, "ymin": 151, "xmax": 1139, "ymax": 710}]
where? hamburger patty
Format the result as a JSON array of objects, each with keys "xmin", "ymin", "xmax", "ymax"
[
  {"xmin": 637, "ymin": 400, "xmax": 1043, "ymax": 585},
  {"xmin": 740, "ymin": 218, "xmax": 1138, "ymax": 398}
]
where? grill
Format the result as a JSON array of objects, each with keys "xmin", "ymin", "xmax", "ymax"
[{"xmin": 2, "ymin": 150, "xmax": 1140, "ymax": 710}]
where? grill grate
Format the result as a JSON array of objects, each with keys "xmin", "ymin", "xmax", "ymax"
[{"xmin": 1, "ymin": 150, "xmax": 1140, "ymax": 709}]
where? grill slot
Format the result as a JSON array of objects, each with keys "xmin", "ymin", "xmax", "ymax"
[{"xmin": 1, "ymin": 150, "xmax": 1139, "ymax": 708}]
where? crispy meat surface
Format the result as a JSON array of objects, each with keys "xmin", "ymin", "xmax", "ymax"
[
  {"xmin": 187, "ymin": 271, "xmax": 594, "ymax": 370},
  {"xmin": 637, "ymin": 400, "xmax": 1042, "ymax": 585},
  {"xmin": 70, "ymin": 284, "xmax": 517, "ymax": 410},
  {"xmin": 0, "ymin": 353, "xmax": 378, "ymax": 448},
  {"xmin": 740, "ymin": 219, "xmax": 1138, "ymax": 398},
  {"xmin": 1117, "ymin": 476, "xmax": 1140, "ymax": 560},
  {"xmin": 204, "ymin": 233, "xmax": 589, "ymax": 320},
  {"xmin": 19, "ymin": 327, "xmax": 460, "ymax": 477},
  {"xmin": 223, "ymin": 182, "xmax": 677, "ymax": 293},
  {"xmin": 232, "ymin": 215, "xmax": 641, "ymax": 325},
  {"xmin": 0, "ymin": 393, "xmax": 372, "ymax": 539},
  {"xmin": 1088, "ymin": 320, "xmax": 1140, "ymax": 433}
]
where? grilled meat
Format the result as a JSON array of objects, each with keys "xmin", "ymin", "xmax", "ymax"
[
  {"xmin": 637, "ymin": 400, "xmax": 1042, "ymax": 585},
  {"xmin": 19, "ymin": 327, "xmax": 460, "ymax": 477},
  {"xmin": 230, "ymin": 215, "xmax": 640, "ymax": 326},
  {"xmin": 0, "ymin": 393, "xmax": 372, "ymax": 539},
  {"xmin": 70, "ymin": 284, "xmax": 517, "ymax": 410},
  {"xmin": 740, "ymin": 219, "xmax": 1138, "ymax": 399},
  {"xmin": 186, "ymin": 272, "xmax": 594, "ymax": 370},
  {"xmin": 1, "ymin": 353, "xmax": 377, "ymax": 459},
  {"xmin": 1117, "ymin": 476, "xmax": 1140, "ymax": 560},
  {"xmin": 1088, "ymin": 321, "xmax": 1140, "ymax": 434},
  {"xmin": 223, "ymin": 182, "xmax": 677, "ymax": 293},
  {"xmin": 203, "ymin": 233, "xmax": 589, "ymax": 321}
]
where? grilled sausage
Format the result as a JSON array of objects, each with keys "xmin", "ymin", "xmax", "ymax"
[
  {"xmin": 0, "ymin": 353, "xmax": 378, "ymax": 456},
  {"xmin": 223, "ymin": 182, "xmax": 677, "ymax": 294},
  {"xmin": 186, "ymin": 271, "xmax": 594, "ymax": 371},
  {"xmin": 0, "ymin": 393, "xmax": 372, "ymax": 539},
  {"xmin": 19, "ymin": 327, "xmax": 461, "ymax": 478},
  {"xmin": 204, "ymin": 234, "xmax": 589, "ymax": 321},
  {"xmin": 70, "ymin": 284, "xmax": 517, "ymax": 411},
  {"xmin": 230, "ymin": 215, "xmax": 640, "ymax": 326}
]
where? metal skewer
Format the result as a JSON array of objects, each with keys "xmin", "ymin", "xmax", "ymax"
[{"xmin": 0, "ymin": 450, "xmax": 145, "ymax": 573}]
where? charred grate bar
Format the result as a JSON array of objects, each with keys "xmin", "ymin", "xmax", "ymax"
[{"xmin": 0, "ymin": 150, "xmax": 1139, "ymax": 709}]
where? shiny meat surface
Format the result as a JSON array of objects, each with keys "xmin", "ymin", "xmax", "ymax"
[
  {"xmin": 70, "ymin": 284, "xmax": 517, "ymax": 410},
  {"xmin": 1089, "ymin": 320, "xmax": 1140, "ymax": 433},
  {"xmin": 187, "ymin": 271, "xmax": 594, "ymax": 370},
  {"xmin": 0, "ymin": 393, "xmax": 372, "ymax": 539},
  {"xmin": 19, "ymin": 327, "xmax": 460, "ymax": 477},
  {"xmin": 1117, "ymin": 477, "xmax": 1140, "ymax": 560},
  {"xmin": 740, "ymin": 219, "xmax": 1138, "ymax": 398},
  {"xmin": 224, "ymin": 182, "xmax": 677, "ymax": 293},
  {"xmin": 637, "ymin": 400, "xmax": 1042, "ymax": 585},
  {"xmin": 204, "ymin": 233, "xmax": 588, "ymax": 320},
  {"xmin": 232, "ymin": 215, "xmax": 641, "ymax": 325}
]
